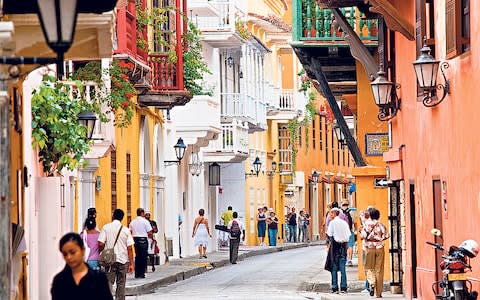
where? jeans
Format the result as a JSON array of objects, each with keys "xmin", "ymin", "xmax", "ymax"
[
  {"xmin": 331, "ymin": 255, "xmax": 347, "ymax": 291},
  {"xmin": 229, "ymin": 238, "xmax": 240, "ymax": 263},
  {"xmin": 134, "ymin": 237, "xmax": 148, "ymax": 278},
  {"xmin": 299, "ymin": 226, "xmax": 306, "ymax": 242},
  {"xmin": 268, "ymin": 229, "xmax": 277, "ymax": 246},
  {"xmin": 288, "ymin": 225, "xmax": 297, "ymax": 242},
  {"xmin": 105, "ymin": 262, "xmax": 128, "ymax": 300}
]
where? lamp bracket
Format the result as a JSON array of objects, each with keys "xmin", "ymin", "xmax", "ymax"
[
  {"xmin": 378, "ymin": 83, "xmax": 401, "ymax": 121},
  {"xmin": 245, "ymin": 171, "xmax": 260, "ymax": 179},
  {"xmin": 423, "ymin": 62, "xmax": 450, "ymax": 107},
  {"xmin": 164, "ymin": 160, "xmax": 180, "ymax": 166}
]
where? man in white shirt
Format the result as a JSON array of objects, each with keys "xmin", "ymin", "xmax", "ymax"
[
  {"xmin": 327, "ymin": 208, "xmax": 351, "ymax": 293},
  {"xmin": 227, "ymin": 212, "xmax": 245, "ymax": 264},
  {"xmin": 98, "ymin": 209, "xmax": 134, "ymax": 300},
  {"xmin": 129, "ymin": 208, "xmax": 153, "ymax": 278}
]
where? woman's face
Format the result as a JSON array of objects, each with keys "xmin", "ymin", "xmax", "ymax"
[{"xmin": 61, "ymin": 241, "xmax": 85, "ymax": 269}]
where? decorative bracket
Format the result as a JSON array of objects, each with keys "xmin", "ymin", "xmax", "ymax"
[{"xmin": 367, "ymin": 0, "xmax": 415, "ymax": 41}]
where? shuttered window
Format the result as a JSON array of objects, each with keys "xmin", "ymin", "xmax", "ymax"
[
  {"xmin": 331, "ymin": 130, "xmax": 335, "ymax": 165},
  {"xmin": 416, "ymin": 0, "xmax": 436, "ymax": 98},
  {"xmin": 319, "ymin": 117, "xmax": 323, "ymax": 151},
  {"xmin": 325, "ymin": 121, "xmax": 328, "ymax": 164},
  {"xmin": 126, "ymin": 153, "xmax": 132, "ymax": 224},
  {"xmin": 446, "ymin": 0, "xmax": 470, "ymax": 58},
  {"xmin": 111, "ymin": 150, "xmax": 117, "ymax": 212},
  {"xmin": 312, "ymin": 118, "xmax": 316, "ymax": 150}
]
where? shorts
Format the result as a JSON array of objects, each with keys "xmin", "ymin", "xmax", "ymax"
[
  {"xmin": 348, "ymin": 232, "xmax": 355, "ymax": 248},
  {"xmin": 257, "ymin": 222, "xmax": 266, "ymax": 237}
]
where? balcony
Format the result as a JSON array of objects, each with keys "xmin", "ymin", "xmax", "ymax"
[
  {"xmin": 267, "ymin": 89, "xmax": 307, "ymax": 120},
  {"xmin": 194, "ymin": 0, "xmax": 247, "ymax": 48},
  {"xmin": 188, "ymin": 0, "xmax": 219, "ymax": 17},
  {"xmin": 171, "ymin": 95, "xmax": 221, "ymax": 148},
  {"xmin": 203, "ymin": 119, "xmax": 249, "ymax": 163},
  {"xmin": 220, "ymin": 93, "xmax": 267, "ymax": 132}
]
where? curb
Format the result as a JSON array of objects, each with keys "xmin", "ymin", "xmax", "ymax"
[
  {"xmin": 300, "ymin": 280, "xmax": 390, "ymax": 293},
  {"xmin": 126, "ymin": 242, "xmax": 322, "ymax": 296}
]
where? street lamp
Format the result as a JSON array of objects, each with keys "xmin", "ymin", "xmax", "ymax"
[
  {"xmin": 413, "ymin": 38, "xmax": 450, "ymax": 107},
  {"xmin": 371, "ymin": 66, "xmax": 401, "ymax": 121},
  {"xmin": 77, "ymin": 111, "xmax": 96, "ymax": 140},
  {"xmin": 271, "ymin": 161, "xmax": 277, "ymax": 173},
  {"xmin": 312, "ymin": 170, "xmax": 319, "ymax": 184},
  {"xmin": 209, "ymin": 162, "xmax": 221, "ymax": 186},
  {"xmin": 245, "ymin": 156, "xmax": 262, "ymax": 178},
  {"xmin": 165, "ymin": 138, "xmax": 187, "ymax": 166},
  {"xmin": 36, "ymin": 0, "xmax": 79, "ymax": 78},
  {"xmin": 333, "ymin": 124, "xmax": 346, "ymax": 146}
]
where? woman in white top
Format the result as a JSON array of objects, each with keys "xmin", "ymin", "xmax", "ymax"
[{"xmin": 192, "ymin": 209, "xmax": 212, "ymax": 258}]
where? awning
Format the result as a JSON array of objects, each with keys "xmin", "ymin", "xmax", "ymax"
[{"xmin": 3, "ymin": 0, "xmax": 117, "ymax": 14}]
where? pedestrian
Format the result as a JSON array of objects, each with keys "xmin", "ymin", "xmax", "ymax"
[
  {"xmin": 360, "ymin": 207, "xmax": 373, "ymax": 293},
  {"xmin": 298, "ymin": 210, "xmax": 305, "ymax": 242},
  {"xmin": 129, "ymin": 208, "xmax": 153, "ymax": 279},
  {"xmin": 51, "ymin": 232, "xmax": 112, "ymax": 300},
  {"xmin": 341, "ymin": 200, "xmax": 355, "ymax": 266},
  {"xmin": 288, "ymin": 207, "xmax": 297, "ymax": 243},
  {"xmin": 325, "ymin": 201, "xmax": 349, "ymax": 231},
  {"xmin": 360, "ymin": 208, "xmax": 389, "ymax": 298},
  {"xmin": 285, "ymin": 209, "xmax": 292, "ymax": 242},
  {"xmin": 327, "ymin": 208, "xmax": 351, "ymax": 294},
  {"xmin": 83, "ymin": 207, "xmax": 97, "ymax": 230},
  {"xmin": 304, "ymin": 212, "xmax": 311, "ymax": 242},
  {"xmin": 81, "ymin": 217, "xmax": 100, "ymax": 270},
  {"xmin": 267, "ymin": 210, "xmax": 278, "ymax": 246},
  {"xmin": 178, "ymin": 213, "xmax": 183, "ymax": 258},
  {"xmin": 144, "ymin": 211, "xmax": 159, "ymax": 234},
  {"xmin": 227, "ymin": 211, "xmax": 245, "ymax": 264},
  {"xmin": 192, "ymin": 208, "xmax": 212, "ymax": 259},
  {"xmin": 144, "ymin": 211, "xmax": 159, "ymax": 272},
  {"xmin": 98, "ymin": 209, "xmax": 134, "ymax": 300},
  {"xmin": 221, "ymin": 206, "xmax": 234, "ymax": 226},
  {"xmin": 257, "ymin": 207, "xmax": 267, "ymax": 246}
]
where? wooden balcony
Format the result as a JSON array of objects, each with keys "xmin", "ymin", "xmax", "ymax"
[{"xmin": 115, "ymin": 0, "xmax": 148, "ymax": 64}]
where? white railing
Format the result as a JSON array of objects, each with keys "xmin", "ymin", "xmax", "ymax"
[
  {"xmin": 279, "ymin": 89, "xmax": 295, "ymax": 110},
  {"xmin": 256, "ymin": 100, "xmax": 267, "ymax": 127},
  {"xmin": 206, "ymin": 119, "xmax": 249, "ymax": 154},
  {"xmin": 221, "ymin": 92, "xmax": 256, "ymax": 122},
  {"xmin": 195, "ymin": 1, "xmax": 245, "ymax": 31}
]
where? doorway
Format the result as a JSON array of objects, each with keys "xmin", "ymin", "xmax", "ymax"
[
  {"xmin": 433, "ymin": 180, "xmax": 444, "ymax": 283},
  {"xmin": 409, "ymin": 183, "xmax": 417, "ymax": 298}
]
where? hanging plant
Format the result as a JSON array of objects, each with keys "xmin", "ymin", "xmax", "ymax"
[
  {"xmin": 235, "ymin": 18, "xmax": 251, "ymax": 40},
  {"xmin": 31, "ymin": 76, "xmax": 105, "ymax": 176},
  {"xmin": 72, "ymin": 61, "xmax": 136, "ymax": 127}
]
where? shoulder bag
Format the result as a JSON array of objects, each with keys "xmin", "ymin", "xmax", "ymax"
[{"xmin": 99, "ymin": 225, "xmax": 123, "ymax": 268}]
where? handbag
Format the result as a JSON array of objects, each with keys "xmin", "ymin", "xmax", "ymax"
[
  {"xmin": 99, "ymin": 225, "xmax": 123, "ymax": 268},
  {"xmin": 82, "ymin": 230, "xmax": 91, "ymax": 262}
]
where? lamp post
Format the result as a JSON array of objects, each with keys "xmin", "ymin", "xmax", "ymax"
[
  {"xmin": 36, "ymin": 0, "xmax": 79, "ymax": 79},
  {"xmin": 312, "ymin": 170, "xmax": 319, "ymax": 184},
  {"xmin": 209, "ymin": 162, "xmax": 221, "ymax": 186},
  {"xmin": 371, "ymin": 66, "xmax": 401, "ymax": 121},
  {"xmin": 413, "ymin": 38, "xmax": 450, "ymax": 107},
  {"xmin": 245, "ymin": 156, "xmax": 262, "ymax": 178},
  {"xmin": 77, "ymin": 111, "xmax": 97, "ymax": 140},
  {"xmin": 165, "ymin": 138, "xmax": 187, "ymax": 166}
]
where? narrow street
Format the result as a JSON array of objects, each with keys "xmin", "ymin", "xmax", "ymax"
[{"xmin": 129, "ymin": 246, "xmax": 406, "ymax": 300}]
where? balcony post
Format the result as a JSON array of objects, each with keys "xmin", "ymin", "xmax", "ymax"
[
  {"xmin": 175, "ymin": 0, "xmax": 184, "ymax": 90},
  {"xmin": 292, "ymin": 0, "xmax": 302, "ymax": 41}
]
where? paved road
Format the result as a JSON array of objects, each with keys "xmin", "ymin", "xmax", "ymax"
[{"xmin": 129, "ymin": 246, "xmax": 327, "ymax": 299}]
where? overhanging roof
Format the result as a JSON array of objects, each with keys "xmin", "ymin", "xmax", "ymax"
[{"xmin": 3, "ymin": 0, "xmax": 117, "ymax": 14}]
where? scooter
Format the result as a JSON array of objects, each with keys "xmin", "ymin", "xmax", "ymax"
[{"xmin": 427, "ymin": 229, "xmax": 479, "ymax": 300}]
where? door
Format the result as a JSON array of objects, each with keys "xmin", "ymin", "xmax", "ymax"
[
  {"xmin": 410, "ymin": 183, "xmax": 418, "ymax": 298},
  {"xmin": 433, "ymin": 180, "xmax": 444, "ymax": 283}
]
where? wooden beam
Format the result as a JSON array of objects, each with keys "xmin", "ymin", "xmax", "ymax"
[
  {"xmin": 331, "ymin": 8, "xmax": 378, "ymax": 81},
  {"xmin": 368, "ymin": 0, "xmax": 415, "ymax": 41},
  {"xmin": 293, "ymin": 46, "xmax": 367, "ymax": 167}
]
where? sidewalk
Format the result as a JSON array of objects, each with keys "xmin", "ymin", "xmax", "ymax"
[{"xmin": 126, "ymin": 241, "xmax": 323, "ymax": 296}]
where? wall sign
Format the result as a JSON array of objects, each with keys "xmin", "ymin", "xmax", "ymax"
[{"xmin": 365, "ymin": 133, "xmax": 389, "ymax": 156}]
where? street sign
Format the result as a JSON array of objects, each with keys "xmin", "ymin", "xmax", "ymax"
[{"xmin": 374, "ymin": 178, "xmax": 389, "ymax": 188}]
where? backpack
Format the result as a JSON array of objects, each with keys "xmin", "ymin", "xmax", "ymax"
[
  {"xmin": 99, "ymin": 225, "xmax": 123, "ymax": 268},
  {"xmin": 230, "ymin": 221, "xmax": 241, "ymax": 239},
  {"xmin": 343, "ymin": 208, "xmax": 353, "ymax": 231}
]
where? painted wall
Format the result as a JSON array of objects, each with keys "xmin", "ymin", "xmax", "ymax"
[{"xmin": 387, "ymin": 0, "xmax": 480, "ymax": 298}]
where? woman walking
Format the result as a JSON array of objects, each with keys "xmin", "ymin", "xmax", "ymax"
[
  {"xmin": 51, "ymin": 232, "xmax": 112, "ymax": 300},
  {"xmin": 360, "ymin": 208, "xmax": 389, "ymax": 298},
  {"xmin": 192, "ymin": 209, "xmax": 212, "ymax": 258},
  {"xmin": 80, "ymin": 217, "xmax": 100, "ymax": 270},
  {"xmin": 257, "ymin": 207, "xmax": 267, "ymax": 246},
  {"xmin": 267, "ymin": 210, "xmax": 278, "ymax": 246}
]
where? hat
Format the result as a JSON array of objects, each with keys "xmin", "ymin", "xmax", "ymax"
[
  {"xmin": 331, "ymin": 207, "xmax": 342, "ymax": 212},
  {"xmin": 268, "ymin": 208, "xmax": 274, "ymax": 212},
  {"xmin": 341, "ymin": 200, "xmax": 349, "ymax": 207}
]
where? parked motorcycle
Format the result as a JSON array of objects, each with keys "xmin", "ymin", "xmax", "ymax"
[{"xmin": 427, "ymin": 229, "xmax": 479, "ymax": 300}]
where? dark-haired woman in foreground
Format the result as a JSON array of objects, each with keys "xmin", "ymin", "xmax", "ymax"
[{"xmin": 51, "ymin": 232, "xmax": 113, "ymax": 300}]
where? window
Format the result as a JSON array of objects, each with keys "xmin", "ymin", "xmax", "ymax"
[
  {"xmin": 312, "ymin": 118, "xmax": 316, "ymax": 150},
  {"xmin": 416, "ymin": 0, "xmax": 436, "ymax": 97},
  {"xmin": 325, "ymin": 122, "xmax": 328, "ymax": 164},
  {"xmin": 331, "ymin": 130, "xmax": 335, "ymax": 165},
  {"xmin": 111, "ymin": 150, "xmax": 117, "ymax": 212},
  {"xmin": 446, "ymin": 0, "xmax": 470, "ymax": 58},
  {"xmin": 320, "ymin": 117, "xmax": 323, "ymax": 151}
]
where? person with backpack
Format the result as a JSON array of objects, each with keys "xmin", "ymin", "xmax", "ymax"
[
  {"xmin": 341, "ymin": 200, "xmax": 355, "ymax": 266},
  {"xmin": 227, "ymin": 212, "xmax": 245, "ymax": 264}
]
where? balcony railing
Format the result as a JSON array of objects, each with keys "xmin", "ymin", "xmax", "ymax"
[
  {"xmin": 292, "ymin": 1, "xmax": 378, "ymax": 43},
  {"xmin": 279, "ymin": 89, "xmax": 295, "ymax": 110},
  {"xmin": 195, "ymin": 1, "xmax": 245, "ymax": 32},
  {"xmin": 221, "ymin": 93, "xmax": 256, "ymax": 121},
  {"xmin": 115, "ymin": 0, "xmax": 148, "ymax": 63},
  {"xmin": 207, "ymin": 120, "xmax": 249, "ymax": 154},
  {"xmin": 149, "ymin": 53, "xmax": 183, "ymax": 91}
]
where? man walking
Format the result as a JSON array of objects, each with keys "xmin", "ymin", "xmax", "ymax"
[
  {"xmin": 327, "ymin": 208, "xmax": 352, "ymax": 294},
  {"xmin": 129, "ymin": 208, "xmax": 153, "ymax": 278},
  {"xmin": 341, "ymin": 200, "xmax": 355, "ymax": 266},
  {"xmin": 288, "ymin": 207, "xmax": 297, "ymax": 243},
  {"xmin": 145, "ymin": 211, "xmax": 159, "ymax": 234},
  {"xmin": 227, "ymin": 212, "xmax": 245, "ymax": 264},
  {"xmin": 98, "ymin": 209, "xmax": 134, "ymax": 300},
  {"xmin": 221, "ymin": 206, "xmax": 234, "ymax": 226}
]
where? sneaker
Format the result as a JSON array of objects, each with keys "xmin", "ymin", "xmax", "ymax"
[
  {"xmin": 340, "ymin": 290, "xmax": 347, "ymax": 294},
  {"xmin": 346, "ymin": 260, "xmax": 353, "ymax": 266},
  {"xmin": 361, "ymin": 289, "xmax": 370, "ymax": 294},
  {"xmin": 331, "ymin": 290, "xmax": 339, "ymax": 294},
  {"xmin": 369, "ymin": 286, "xmax": 375, "ymax": 296}
]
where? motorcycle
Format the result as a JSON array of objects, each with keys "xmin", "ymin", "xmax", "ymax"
[{"xmin": 427, "ymin": 229, "xmax": 479, "ymax": 300}]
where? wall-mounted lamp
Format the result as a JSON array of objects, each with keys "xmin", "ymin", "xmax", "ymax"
[
  {"xmin": 239, "ymin": 70, "xmax": 243, "ymax": 78},
  {"xmin": 267, "ymin": 161, "xmax": 283, "ymax": 177},
  {"xmin": 413, "ymin": 38, "xmax": 450, "ymax": 107},
  {"xmin": 77, "ymin": 111, "xmax": 97, "ymax": 140},
  {"xmin": 227, "ymin": 56, "xmax": 234, "ymax": 68},
  {"xmin": 245, "ymin": 156, "xmax": 262, "ymax": 178},
  {"xmin": 371, "ymin": 65, "xmax": 401, "ymax": 121},
  {"xmin": 189, "ymin": 151, "xmax": 202, "ymax": 176},
  {"xmin": 311, "ymin": 170, "xmax": 319, "ymax": 184},
  {"xmin": 165, "ymin": 137, "xmax": 187, "ymax": 166},
  {"xmin": 333, "ymin": 124, "xmax": 347, "ymax": 147},
  {"xmin": 209, "ymin": 162, "xmax": 221, "ymax": 186}
]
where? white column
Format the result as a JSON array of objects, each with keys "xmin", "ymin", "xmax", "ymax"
[
  {"xmin": 312, "ymin": 184, "xmax": 320, "ymax": 240},
  {"xmin": 78, "ymin": 159, "xmax": 99, "ymax": 231},
  {"xmin": 140, "ymin": 173, "xmax": 151, "ymax": 211}
]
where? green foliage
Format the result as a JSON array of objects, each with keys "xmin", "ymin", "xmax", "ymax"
[
  {"xmin": 298, "ymin": 68, "xmax": 312, "ymax": 94},
  {"xmin": 235, "ymin": 19, "xmax": 251, "ymax": 40},
  {"xmin": 72, "ymin": 61, "xmax": 136, "ymax": 128},
  {"xmin": 31, "ymin": 76, "xmax": 96, "ymax": 176},
  {"xmin": 183, "ymin": 21, "xmax": 213, "ymax": 96}
]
